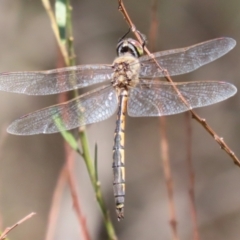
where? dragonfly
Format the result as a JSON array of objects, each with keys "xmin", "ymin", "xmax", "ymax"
[{"xmin": 0, "ymin": 37, "xmax": 237, "ymax": 220}]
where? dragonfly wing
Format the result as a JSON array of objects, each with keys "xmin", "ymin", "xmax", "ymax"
[
  {"xmin": 0, "ymin": 64, "xmax": 113, "ymax": 95},
  {"xmin": 128, "ymin": 81, "xmax": 237, "ymax": 117},
  {"xmin": 139, "ymin": 38, "xmax": 236, "ymax": 78},
  {"xmin": 8, "ymin": 85, "xmax": 118, "ymax": 135}
]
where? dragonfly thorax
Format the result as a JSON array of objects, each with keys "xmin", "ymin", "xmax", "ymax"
[
  {"xmin": 112, "ymin": 38, "xmax": 143, "ymax": 90},
  {"xmin": 112, "ymin": 54, "xmax": 141, "ymax": 89}
]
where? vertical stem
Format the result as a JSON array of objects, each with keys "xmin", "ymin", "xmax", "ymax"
[
  {"xmin": 160, "ymin": 118, "xmax": 179, "ymax": 240},
  {"xmin": 148, "ymin": 1, "xmax": 179, "ymax": 238},
  {"xmin": 45, "ymin": 161, "xmax": 67, "ymax": 240},
  {"xmin": 65, "ymin": 148, "xmax": 91, "ymax": 240},
  {"xmin": 80, "ymin": 130, "xmax": 117, "ymax": 240},
  {"xmin": 185, "ymin": 113, "xmax": 200, "ymax": 240},
  {"xmin": 64, "ymin": 1, "xmax": 116, "ymax": 238},
  {"xmin": 42, "ymin": 0, "xmax": 117, "ymax": 239},
  {"xmin": 117, "ymin": 0, "xmax": 240, "ymax": 167},
  {"xmin": 66, "ymin": 0, "xmax": 76, "ymax": 66}
]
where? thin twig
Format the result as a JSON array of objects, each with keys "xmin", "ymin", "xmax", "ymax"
[
  {"xmin": 94, "ymin": 142, "xmax": 99, "ymax": 181},
  {"xmin": 185, "ymin": 113, "xmax": 200, "ymax": 240},
  {"xmin": 65, "ymin": 147, "xmax": 91, "ymax": 240},
  {"xmin": 0, "ymin": 124, "xmax": 8, "ymax": 230},
  {"xmin": 41, "ymin": 1, "xmax": 117, "ymax": 239},
  {"xmin": 148, "ymin": 0, "xmax": 158, "ymax": 51},
  {"xmin": 59, "ymin": 3, "xmax": 90, "ymax": 238},
  {"xmin": 148, "ymin": 1, "xmax": 179, "ymax": 239},
  {"xmin": 41, "ymin": 0, "xmax": 69, "ymax": 65},
  {"xmin": 46, "ymin": 67, "xmax": 90, "ymax": 240},
  {"xmin": 45, "ymin": 161, "xmax": 68, "ymax": 240},
  {"xmin": 65, "ymin": 0, "xmax": 76, "ymax": 67},
  {"xmin": 63, "ymin": 1, "xmax": 116, "ymax": 238},
  {"xmin": 117, "ymin": 0, "xmax": 240, "ymax": 167},
  {"xmin": 160, "ymin": 118, "xmax": 179, "ymax": 240},
  {"xmin": 0, "ymin": 212, "xmax": 36, "ymax": 240},
  {"xmin": 65, "ymin": 1, "xmax": 116, "ymax": 237},
  {"xmin": 79, "ymin": 130, "xmax": 117, "ymax": 240}
]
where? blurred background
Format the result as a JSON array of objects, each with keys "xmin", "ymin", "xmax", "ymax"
[{"xmin": 0, "ymin": 0, "xmax": 240, "ymax": 239}]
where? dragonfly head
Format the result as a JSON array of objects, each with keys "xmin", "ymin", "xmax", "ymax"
[{"xmin": 116, "ymin": 38, "xmax": 144, "ymax": 58}]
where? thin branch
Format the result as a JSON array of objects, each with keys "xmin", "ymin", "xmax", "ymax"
[
  {"xmin": 117, "ymin": 0, "xmax": 240, "ymax": 167},
  {"xmin": 65, "ymin": 0, "xmax": 76, "ymax": 67},
  {"xmin": 63, "ymin": 1, "xmax": 116, "ymax": 238},
  {"xmin": 160, "ymin": 118, "xmax": 179, "ymax": 240},
  {"xmin": 41, "ymin": 0, "xmax": 69, "ymax": 65},
  {"xmin": 54, "ymin": 5, "xmax": 90, "ymax": 237},
  {"xmin": 65, "ymin": 147, "xmax": 91, "ymax": 240},
  {"xmin": 64, "ymin": 1, "xmax": 116, "ymax": 237},
  {"xmin": 79, "ymin": 130, "xmax": 117, "ymax": 240},
  {"xmin": 0, "ymin": 213, "xmax": 36, "ymax": 240},
  {"xmin": 45, "ymin": 161, "xmax": 68, "ymax": 240},
  {"xmin": 185, "ymin": 113, "xmax": 200, "ymax": 240},
  {"xmin": 94, "ymin": 142, "xmax": 99, "ymax": 181},
  {"xmin": 148, "ymin": 0, "xmax": 158, "ymax": 51},
  {"xmin": 148, "ymin": 1, "xmax": 179, "ymax": 238},
  {"xmin": 45, "ymin": 52, "xmax": 90, "ymax": 240},
  {"xmin": 0, "ymin": 124, "xmax": 8, "ymax": 230},
  {"xmin": 41, "ymin": 1, "xmax": 117, "ymax": 239}
]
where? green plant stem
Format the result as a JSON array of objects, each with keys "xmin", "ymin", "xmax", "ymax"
[
  {"xmin": 80, "ymin": 131, "xmax": 116, "ymax": 240},
  {"xmin": 42, "ymin": 0, "xmax": 117, "ymax": 239},
  {"xmin": 66, "ymin": 0, "xmax": 76, "ymax": 66},
  {"xmin": 42, "ymin": 0, "xmax": 69, "ymax": 65},
  {"xmin": 64, "ymin": 2, "xmax": 117, "ymax": 238}
]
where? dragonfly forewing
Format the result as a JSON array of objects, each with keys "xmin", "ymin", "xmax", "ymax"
[
  {"xmin": 139, "ymin": 38, "xmax": 236, "ymax": 78},
  {"xmin": 0, "ymin": 64, "xmax": 113, "ymax": 95},
  {"xmin": 7, "ymin": 85, "xmax": 118, "ymax": 135},
  {"xmin": 128, "ymin": 81, "xmax": 237, "ymax": 117}
]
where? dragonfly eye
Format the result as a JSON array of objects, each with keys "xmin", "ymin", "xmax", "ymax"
[{"xmin": 117, "ymin": 38, "xmax": 144, "ymax": 58}]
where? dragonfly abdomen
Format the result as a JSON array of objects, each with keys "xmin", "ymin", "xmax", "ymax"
[{"xmin": 112, "ymin": 88, "xmax": 128, "ymax": 221}]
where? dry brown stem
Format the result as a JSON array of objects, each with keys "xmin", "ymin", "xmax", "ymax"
[
  {"xmin": 65, "ymin": 146, "xmax": 91, "ymax": 240},
  {"xmin": 148, "ymin": 1, "xmax": 179, "ymax": 239},
  {"xmin": 185, "ymin": 113, "xmax": 200, "ymax": 240},
  {"xmin": 44, "ymin": 51, "xmax": 91, "ymax": 240},
  {"xmin": 0, "ymin": 212, "xmax": 36, "ymax": 240},
  {"xmin": 117, "ymin": 0, "xmax": 240, "ymax": 167},
  {"xmin": 160, "ymin": 117, "xmax": 179, "ymax": 240},
  {"xmin": 61, "ymin": 86, "xmax": 90, "ymax": 240},
  {"xmin": 44, "ymin": 163, "xmax": 68, "ymax": 240}
]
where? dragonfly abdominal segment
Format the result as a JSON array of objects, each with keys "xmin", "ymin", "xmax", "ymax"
[{"xmin": 112, "ymin": 89, "xmax": 128, "ymax": 221}]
